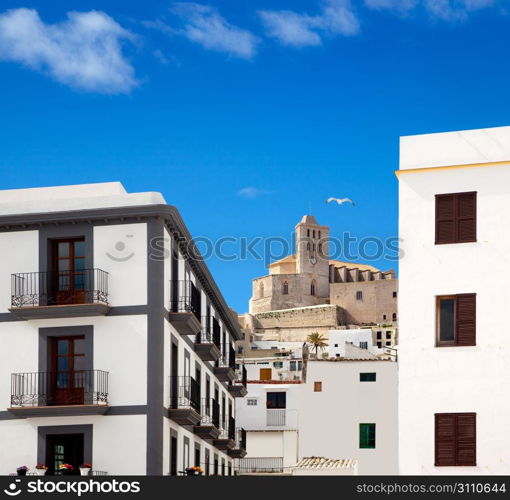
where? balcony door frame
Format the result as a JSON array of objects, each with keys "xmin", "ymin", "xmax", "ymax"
[
  {"xmin": 38, "ymin": 224, "xmax": 93, "ymax": 306},
  {"xmin": 37, "ymin": 424, "xmax": 93, "ymax": 475},
  {"xmin": 39, "ymin": 327, "xmax": 94, "ymax": 406}
]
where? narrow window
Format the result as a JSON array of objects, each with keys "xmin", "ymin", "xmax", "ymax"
[
  {"xmin": 376, "ymin": 331, "xmax": 382, "ymax": 339},
  {"xmin": 259, "ymin": 282, "xmax": 264, "ymax": 298},
  {"xmin": 392, "ymin": 313, "xmax": 397, "ymax": 321},
  {"xmin": 311, "ymin": 280, "xmax": 316, "ymax": 296},
  {"xmin": 393, "ymin": 291, "xmax": 397, "ymax": 298},
  {"xmin": 314, "ymin": 382, "xmax": 322, "ymax": 392},
  {"xmin": 356, "ymin": 291, "xmax": 363, "ymax": 300},
  {"xmin": 382, "ymin": 314, "xmax": 387, "ymax": 320},
  {"xmin": 435, "ymin": 413, "xmax": 476, "ymax": 466},
  {"xmin": 282, "ymin": 281, "xmax": 289, "ymax": 295},
  {"xmin": 359, "ymin": 423, "xmax": 376, "ymax": 449},
  {"xmin": 313, "ymin": 230, "xmax": 316, "ymax": 238},
  {"xmin": 435, "ymin": 192, "xmax": 476, "ymax": 244},
  {"xmin": 360, "ymin": 372, "xmax": 376, "ymax": 382},
  {"xmin": 437, "ymin": 294, "xmax": 476, "ymax": 346}
]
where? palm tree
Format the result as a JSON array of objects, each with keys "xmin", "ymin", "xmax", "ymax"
[{"xmin": 307, "ymin": 332, "xmax": 327, "ymax": 354}]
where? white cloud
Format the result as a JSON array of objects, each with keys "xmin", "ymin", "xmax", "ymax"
[
  {"xmin": 364, "ymin": 0, "xmax": 418, "ymax": 13},
  {"xmin": 0, "ymin": 8, "xmax": 137, "ymax": 94},
  {"xmin": 259, "ymin": 0, "xmax": 360, "ymax": 48},
  {"xmin": 364, "ymin": 0, "xmax": 495, "ymax": 19},
  {"xmin": 170, "ymin": 2, "xmax": 259, "ymax": 59},
  {"xmin": 237, "ymin": 187, "xmax": 273, "ymax": 199}
]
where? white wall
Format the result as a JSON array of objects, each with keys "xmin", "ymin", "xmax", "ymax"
[
  {"xmin": 94, "ymin": 223, "xmax": 148, "ymax": 307},
  {"xmin": 299, "ymin": 360, "xmax": 398, "ymax": 475},
  {"xmin": 399, "ymin": 160, "xmax": 510, "ymax": 474},
  {"xmin": 0, "ymin": 230, "xmax": 39, "ymax": 313},
  {"xmin": 245, "ymin": 430, "xmax": 298, "ymax": 468}
]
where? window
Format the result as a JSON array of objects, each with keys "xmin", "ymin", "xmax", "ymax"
[
  {"xmin": 307, "ymin": 229, "xmax": 310, "ymax": 237},
  {"xmin": 313, "ymin": 230, "xmax": 316, "ymax": 238},
  {"xmin": 247, "ymin": 399, "xmax": 257, "ymax": 406},
  {"xmin": 282, "ymin": 281, "xmax": 289, "ymax": 295},
  {"xmin": 273, "ymin": 361, "xmax": 283, "ymax": 368},
  {"xmin": 356, "ymin": 291, "xmax": 363, "ymax": 300},
  {"xmin": 266, "ymin": 392, "xmax": 286, "ymax": 409},
  {"xmin": 376, "ymin": 331, "xmax": 382, "ymax": 340},
  {"xmin": 382, "ymin": 314, "xmax": 387, "ymax": 320},
  {"xmin": 392, "ymin": 313, "xmax": 397, "ymax": 321},
  {"xmin": 435, "ymin": 413, "xmax": 476, "ymax": 466},
  {"xmin": 314, "ymin": 382, "xmax": 322, "ymax": 392},
  {"xmin": 435, "ymin": 192, "xmax": 476, "ymax": 244},
  {"xmin": 437, "ymin": 294, "xmax": 476, "ymax": 346},
  {"xmin": 377, "ymin": 342, "xmax": 382, "ymax": 348},
  {"xmin": 334, "ymin": 343, "xmax": 338, "ymax": 347},
  {"xmin": 259, "ymin": 282, "xmax": 264, "ymax": 298},
  {"xmin": 386, "ymin": 332, "xmax": 392, "ymax": 339},
  {"xmin": 310, "ymin": 280, "xmax": 316, "ymax": 296},
  {"xmin": 360, "ymin": 372, "xmax": 376, "ymax": 382},
  {"xmin": 290, "ymin": 361, "xmax": 302, "ymax": 371},
  {"xmin": 393, "ymin": 291, "xmax": 397, "ymax": 298},
  {"xmin": 385, "ymin": 341, "xmax": 391, "ymax": 346},
  {"xmin": 359, "ymin": 341, "xmax": 368, "ymax": 350},
  {"xmin": 359, "ymin": 423, "xmax": 376, "ymax": 449},
  {"xmin": 259, "ymin": 368, "xmax": 272, "ymax": 380}
]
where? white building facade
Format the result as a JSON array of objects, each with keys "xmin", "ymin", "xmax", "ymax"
[
  {"xmin": 235, "ymin": 381, "xmax": 300, "ymax": 474},
  {"xmin": 0, "ymin": 182, "xmax": 246, "ymax": 476},
  {"xmin": 398, "ymin": 126, "xmax": 510, "ymax": 474},
  {"xmin": 328, "ymin": 328, "xmax": 397, "ymax": 358},
  {"xmin": 299, "ymin": 359, "xmax": 398, "ymax": 475}
]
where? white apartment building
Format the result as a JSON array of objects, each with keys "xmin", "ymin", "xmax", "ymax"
[
  {"xmin": 398, "ymin": 126, "xmax": 510, "ymax": 474},
  {"xmin": 0, "ymin": 182, "xmax": 247, "ymax": 476},
  {"xmin": 235, "ymin": 380, "xmax": 300, "ymax": 474},
  {"xmin": 299, "ymin": 358, "xmax": 398, "ymax": 475}
]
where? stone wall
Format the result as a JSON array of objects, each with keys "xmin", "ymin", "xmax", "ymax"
[{"xmin": 330, "ymin": 279, "xmax": 397, "ymax": 325}]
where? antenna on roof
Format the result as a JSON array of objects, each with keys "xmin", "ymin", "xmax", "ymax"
[{"xmin": 308, "ymin": 201, "xmax": 312, "ymax": 215}]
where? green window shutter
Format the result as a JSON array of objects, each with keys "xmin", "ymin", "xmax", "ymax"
[
  {"xmin": 360, "ymin": 373, "xmax": 376, "ymax": 382},
  {"xmin": 360, "ymin": 423, "xmax": 376, "ymax": 449}
]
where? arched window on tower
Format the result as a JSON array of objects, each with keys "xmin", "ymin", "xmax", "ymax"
[
  {"xmin": 311, "ymin": 280, "xmax": 317, "ymax": 296},
  {"xmin": 259, "ymin": 282, "xmax": 264, "ymax": 298},
  {"xmin": 282, "ymin": 281, "xmax": 289, "ymax": 295},
  {"xmin": 307, "ymin": 229, "xmax": 310, "ymax": 237},
  {"xmin": 318, "ymin": 231, "xmax": 321, "ymax": 238},
  {"xmin": 313, "ymin": 230, "xmax": 316, "ymax": 238},
  {"xmin": 307, "ymin": 242, "xmax": 311, "ymax": 251}
]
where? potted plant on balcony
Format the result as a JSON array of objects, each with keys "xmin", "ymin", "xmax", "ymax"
[
  {"xmin": 184, "ymin": 466, "xmax": 204, "ymax": 476},
  {"xmin": 35, "ymin": 464, "xmax": 48, "ymax": 476},
  {"xmin": 79, "ymin": 463, "xmax": 92, "ymax": 476},
  {"xmin": 16, "ymin": 466, "xmax": 29, "ymax": 476},
  {"xmin": 59, "ymin": 464, "xmax": 74, "ymax": 476}
]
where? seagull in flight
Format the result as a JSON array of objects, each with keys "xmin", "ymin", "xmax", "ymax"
[{"xmin": 326, "ymin": 197, "xmax": 355, "ymax": 206}]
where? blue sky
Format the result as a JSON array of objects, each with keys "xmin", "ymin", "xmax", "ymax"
[{"xmin": 0, "ymin": 0, "xmax": 509, "ymax": 313}]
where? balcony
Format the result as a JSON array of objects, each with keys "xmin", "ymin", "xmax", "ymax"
[
  {"xmin": 9, "ymin": 370, "xmax": 109, "ymax": 417},
  {"xmin": 169, "ymin": 280, "xmax": 202, "ymax": 336},
  {"xmin": 194, "ymin": 318, "xmax": 221, "ymax": 362},
  {"xmin": 10, "ymin": 269, "xmax": 110, "ymax": 319},
  {"xmin": 236, "ymin": 457, "xmax": 284, "ymax": 475},
  {"xmin": 213, "ymin": 416, "xmax": 236, "ymax": 451},
  {"xmin": 266, "ymin": 409, "xmax": 286, "ymax": 426},
  {"xmin": 228, "ymin": 428, "xmax": 247, "ymax": 459},
  {"xmin": 194, "ymin": 398, "xmax": 220, "ymax": 441},
  {"xmin": 228, "ymin": 364, "xmax": 247, "ymax": 398},
  {"xmin": 168, "ymin": 376, "xmax": 201, "ymax": 426},
  {"xmin": 214, "ymin": 345, "xmax": 236, "ymax": 383}
]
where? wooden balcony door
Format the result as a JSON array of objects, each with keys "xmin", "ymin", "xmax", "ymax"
[
  {"xmin": 52, "ymin": 238, "xmax": 86, "ymax": 305},
  {"xmin": 50, "ymin": 336, "xmax": 86, "ymax": 406},
  {"xmin": 46, "ymin": 433, "xmax": 84, "ymax": 475}
]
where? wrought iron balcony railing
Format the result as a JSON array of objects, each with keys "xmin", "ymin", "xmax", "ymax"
[
  {"xmin": 235, "ymin": 457, "xmax": 284, "ymax": 474},
  {"xmin": 200, "ymin": 398, "xmax": 220, "ymax": 428},
  {"xmin": 11, "ymin": 269, "xmax": 109, "ymax": 308},
  {"xmin": 170, "ymin": 280, "xmax": 201, "ymax": 322},
  {"xmin": 233, "ymin": 428, "xmax": 246, "ymax": 450},
  {"xmin": 10, "ymin": 370, "xmax": 109, "ymax": 407},
  {"xmin": 169, "ymin": 376, "xmax": 200, "ymax": 413},
  {"xmin": 235, "ymin": 365, "xmax": 247, "ymax": 388},
  {"xmin": 196, "ymin": 317, "xmax": 221, "ymax": 349},
  {"xmin": 217, "ymin": 345, "xmax": 236, "ymax": 369}
]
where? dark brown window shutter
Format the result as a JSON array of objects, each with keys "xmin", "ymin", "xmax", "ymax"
[
  {"xmin": 456, "ymin": 414, "xmax": 476, "ymax": 466},
  {"xmin": 457, "ymin": 193, "xmax": 476, "ymax": 242},
  {"xmin": 435, "ymin": 414, "xmax": 456, "ymax": 466},
  {"xmin": 456, "ymin": 294, "xmax": 476, "ymax": 346},
  {"xmin": 436, "ymin": 194, "xmax": 455, "ymax": 244}
]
